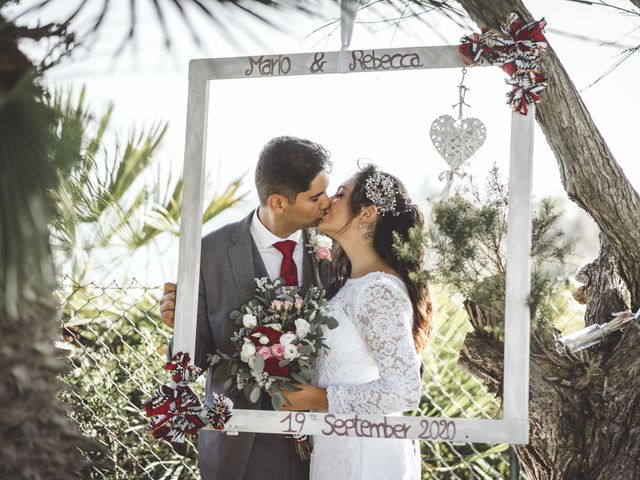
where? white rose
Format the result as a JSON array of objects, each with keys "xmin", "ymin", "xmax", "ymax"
[
  {"xmin": 242, "ymin": 314, "xmax": 257, "ymax": 328},
  {"xmin": 259, "ymin": 335, "xmax": 269, "ymax": 345},
  {"xmin": 316, "ymin": 235, "xmax": 333, "ymax": 249},
  {"xmin": 284, "ymin": 344, "xmax": 298, "ymax": 360},
  {"xmin": 240, "ymin": 342, "xmax": 256, "ymax": 363},
  {"xmin": 279, "ymin": 332, "xmax": 297, "ymax": 346},
  {"xmin": 295, "ymin": 318, "xmax": 311, "ymax": 339}
]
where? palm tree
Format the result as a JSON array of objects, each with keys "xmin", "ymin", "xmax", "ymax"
[
  {"xmin": 0, "ymin": 4, "xmax": 245, "ymax": 475},
  {"xmin": 48, "ymin": 87, "xmax": 246, "ymax": 282},
  {"xmin": 0, "ymin": 9, "xmax": 96, "ymax": 480}
]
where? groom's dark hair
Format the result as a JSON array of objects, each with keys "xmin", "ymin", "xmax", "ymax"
[{"xmin": 255, "ymin": 136, "xmax": 332, "ymax": 205}]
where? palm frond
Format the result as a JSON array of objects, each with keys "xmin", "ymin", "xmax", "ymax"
[
  {"xmin": 46, "ymin": 87, "xmax": 246, "ymax": 279},
  {"xmin": 47, "ymin": 88, "xmax": 167, "ymax": 277},
  {"xmin": 134, "ymin": 172, "xmax": 249, "ymax": 248},
  {"xmin": 202, "ymin": 174, "xmax": 248, "ymax": 223},
  {"xmin": 0, "ymin": 75, "xmax": 57, "ymax": 318}
]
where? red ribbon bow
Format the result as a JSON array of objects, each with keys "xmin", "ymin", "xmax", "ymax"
[
  {"xmin": 459, "ymin": 13, "xmax": 548, "ymax": 115},
  {"xmin": 145, "ymin": 352, "xmax": 233, "ymax": 443}
]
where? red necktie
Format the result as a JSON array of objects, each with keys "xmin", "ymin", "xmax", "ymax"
[{"xmin": 272, "ymin": 240, "xmax": 298, "ymax": 286}]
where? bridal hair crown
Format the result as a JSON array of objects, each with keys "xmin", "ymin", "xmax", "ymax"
[{"xmin": 364, "ymin": 170, "xmax": 411, "ymax": 216}]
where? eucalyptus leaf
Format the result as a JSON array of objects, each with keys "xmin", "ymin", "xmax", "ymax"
[
  {"xmin": 254, "ymin": 355, "xmax": 265, "ymax": 373},
  {"xmin": 249, "ymin": 385, "xmax": 261, "ymax": 403},
  {"xmin": 325, "ymin": 316, "xmax": 339, "ymax": 329},
  {"xmin": 255, "ymin": 295, "xmax": 269, "ymax": 306},
  {"xmin": 244, "ymin": 383, "xmax": 253, "ymax": 402},
  {"xmin": 298, "ymin": 345, "xmax": 314, "ymax": 356},
  {"xmin": 281, "ymin": 382, "xmax": 302, "ymax": 392},
  {"xmin": 270, "ymin": 383, "xmax": 282, "ymax": 393},
  {"xmin": 272, "ymin": 392, "xmax": 285, "ymax": 410},
  {"xmin": 301, "ymin": 369, "xmax": 313, "ymax": 382},
  {"xmin": 290, "ymin": 371, "xmax": 308, "ymax": 384}
]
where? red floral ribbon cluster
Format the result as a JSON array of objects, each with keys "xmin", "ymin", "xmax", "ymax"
[
  {"xmin": 459, "ymin": 12, "xmax": 548, "ymax": 115},
  {"xmin": 145, "ymin": 352, "xmax": 233, "ymax": 443}
]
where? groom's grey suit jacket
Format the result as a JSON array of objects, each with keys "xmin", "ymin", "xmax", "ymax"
[{"xmin": 188, "ymin": 210, "xmax": 323, "ymax": 480}]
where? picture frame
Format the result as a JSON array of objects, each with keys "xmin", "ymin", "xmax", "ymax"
[{"xmin": 173, "ymin": 45, "xmax": 532, "ymax": 444}]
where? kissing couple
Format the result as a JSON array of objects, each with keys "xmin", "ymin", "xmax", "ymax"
[{"xmin": 160, "ymin": 136, "xmax": 432, "ymax": 480}]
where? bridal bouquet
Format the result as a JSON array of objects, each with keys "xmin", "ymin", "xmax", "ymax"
[{"xmin": 209, "ymin": 277, "xmax": 338, "ymax": 410}]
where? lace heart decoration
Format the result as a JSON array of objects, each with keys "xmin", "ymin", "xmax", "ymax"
[{"xmin": 430, "ymin": 115, "xmax": 486, "ymax": 169}]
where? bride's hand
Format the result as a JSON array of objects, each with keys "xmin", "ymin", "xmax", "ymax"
[{"xmin": 279, "ymin": 384, "xmax": 328, "ymax": 412}]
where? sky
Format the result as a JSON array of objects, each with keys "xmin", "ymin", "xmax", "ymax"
[{"xmin": 11, "ymin": 0, "xmax": 640, "ymax": 284}]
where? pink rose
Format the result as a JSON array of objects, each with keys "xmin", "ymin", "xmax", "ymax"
[
  {"xmin": 270, "ymin": 300, "xmax": 284, "ymax": 311},
  {"xmin": 271, "ymin": 343, "xmax": 285, "ymax": 359},
  {"xmin": 258, "ymin": 346, "xmax": 272, "ymax": 359},
  {"xmin": 294, "ymin": 297, "xmax": 304, "ymax": 310},
  {"xmin": 317, "ymin": 247, "xmax": 332, "ymax": 261},
  {"xmin": 283, "ymin": 300, "xmax": 293, "ymax": 311}
]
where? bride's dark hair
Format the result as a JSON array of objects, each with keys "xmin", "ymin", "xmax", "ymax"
[{"xmin": 327, "ymin": 164, "xmax": 433, "ymax": 351}]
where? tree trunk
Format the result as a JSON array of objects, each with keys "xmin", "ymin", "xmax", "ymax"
[
  {"xmin": 0, "ymin": 279, "xmax": 97, "ymax": 479},
  {"xmin": 0, "ymin": 10, "xmax": 96, "ymax": 479},
  {"xmin": 456, "ymin": 1, "xmax": 640, "ymax": 478}
]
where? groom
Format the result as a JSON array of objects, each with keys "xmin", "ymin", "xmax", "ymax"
[{"xmin": 161, "ymin": 136, "xmax": 332, "ymax": 480}]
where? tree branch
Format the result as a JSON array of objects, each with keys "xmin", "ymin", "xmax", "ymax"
[
  {"xmin": 458, "ymin": 0, "xmax": 640, "ymax": 302},
  {"xmin": 576, "ymin": 233, "xmax": 629, "ymax": 327}
]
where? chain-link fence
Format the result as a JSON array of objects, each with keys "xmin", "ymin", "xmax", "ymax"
[{"xmin": 56, "ymin": 278, "xmax": 525, "ymax": 480}]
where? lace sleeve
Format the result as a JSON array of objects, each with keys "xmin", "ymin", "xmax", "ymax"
[{"xmin": 326, "ymin": 278, "xmax": 421, "ymax": 414}]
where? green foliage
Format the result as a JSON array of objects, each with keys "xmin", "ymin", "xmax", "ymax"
[
  {"xmin": 392, "ymin": 226, "xmax": 432, "ymax": 286},
  {"xmin": 58, "ymin": 283, "xmax": 202, "ymax": 479},
  {"xmin": 430, "ymin": 166, "xmax": 571, "ymax": 345},
  {"xmin": 416, "ymin": 286, "xmax": 517, "ymax": 479},
  {"xmin": 419, "ymin": 287, "xmax": 500, "ymax": 419},
  {"xmin": 0, "ymin": 75, "xmax": 59, "ymax": 318},
  {"xmin": 48, "ymin": 87, "xmax": 166, "ymax": 280},
  {"xmin": 47, "ymin": 87, "xmax": 248, "ymax": 281},
  {"xmin": 48, "ymin": 86, "xmax": 247, "ymax": 478}
]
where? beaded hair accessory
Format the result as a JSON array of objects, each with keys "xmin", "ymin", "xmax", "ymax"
[{"xmin": 364, "ymin": 170, "xmax": 411, "ymax": 216}]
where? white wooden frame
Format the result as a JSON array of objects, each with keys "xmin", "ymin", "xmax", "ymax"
[{"xmin": 173, "ymin": 46, "xmax": 532, "ymax": 444}]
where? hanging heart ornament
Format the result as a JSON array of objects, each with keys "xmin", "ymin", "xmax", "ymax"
[{"xmin": 430, "ymin": 115, "xmax": 487, "ymax": 169}]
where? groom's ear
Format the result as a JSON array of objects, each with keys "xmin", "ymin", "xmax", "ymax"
[{"xmin": 267, "ymin": 193, "xmax": 290, "ymax": 213}]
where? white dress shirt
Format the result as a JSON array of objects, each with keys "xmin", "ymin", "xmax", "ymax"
[{"xmin": 250, "ymin": 209, "xmax": 304, "ymax": 286}]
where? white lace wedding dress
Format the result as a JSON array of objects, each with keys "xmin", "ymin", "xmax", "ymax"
[{"xmin": 310, "ymin": 272, "xmax": 422, "ymax": 480}]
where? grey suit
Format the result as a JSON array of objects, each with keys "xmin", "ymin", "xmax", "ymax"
[{"xmin": 188, "ymin": 210, "xmax": 322, "ymax": 480}]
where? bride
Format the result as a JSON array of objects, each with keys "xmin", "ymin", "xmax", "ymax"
[{"xmin": 281, "ymin": 164, "xmax": 433, "ymax": 480}]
